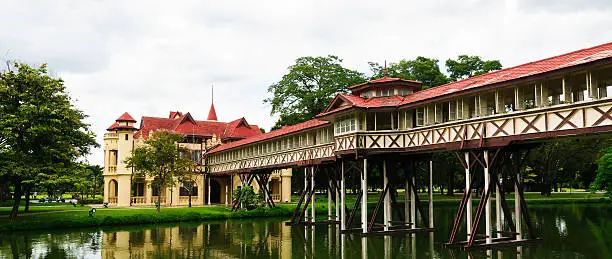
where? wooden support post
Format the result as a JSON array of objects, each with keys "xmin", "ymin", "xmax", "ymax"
[
  {"xmin": 496, "ymin": 172, "xmax": 502, "ymax": 239},
  {"xmin": 335, "ymin": 172, "xmax": 340, "ymax": 222},
  {"xmin": 304, "ymin": 167, "xmax": 309, "ymax": 221},
  {"xmin": 515, "ymin": 166, "xmax": 522, "ymax": 241},
  {"xmin": 484, "ymin": 150, "xmax": 492, "ymax": 244},
  {"xmin": 362, "ymin": 158, "xmax": 368, "ymax": 234},
  {"xmin": 410, "ymin": 166, "xmax": 416, "ymax": 230},
  {"xmin": 341, "ymin": 161, "xmax": 346, "ymax": 230},
  {"xmin": 207, "ymin": 176, "xmax": 211, "ymax": 205},
  {"xmin": 429, "ymin": 160, "xmax": 434, "ymax": 229},
  {"xmin": 383, "ymin": 160, "xmax": 390, "ymax": 231},
  {"xmin": 311, "ymin": 166, "xmax": 315, "ymax": 223},
  {"xmin": 328, "ymin": 177, "xmax": 332, "ymax": 221},
  {"xmin": 405, "ymin": 172, "xmax": 410, "ymax": 226},
  {"xmin": 465, "ymin": 152, "xmax": 472, "ymax": 239}
]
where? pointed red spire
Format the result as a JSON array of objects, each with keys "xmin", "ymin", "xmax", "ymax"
[
  {"xmin": 116, "ymin": 112, "xmax": 136, "ymax": 122},
  {"xmin": 207, "ymin": 103, "xmax": 217, "ymax": 121}
]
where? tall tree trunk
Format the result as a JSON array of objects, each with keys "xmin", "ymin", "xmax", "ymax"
[
  {"xmin": 157, "ymin": 194, "xmax": 161, "ymax": 214},
  {"xmin": 188, "ymin": 190, "xmax": 192, "ymax": 208},
  {"xmin": 24, "ymin": 187, "xmax": 30, "ymax": 213},
  {"xmin": 447, "ymin": 171, "xmax": 455, "ymax": 196},
  {"xmin": 9, "ymin": 181, "xmax": 22, "ymax": 220}
]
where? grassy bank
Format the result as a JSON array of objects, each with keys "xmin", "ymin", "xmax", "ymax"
[
  {"xmin": 294, "ymin": 191, "xmax": 610, "ymax": 206},
  {"xmin": 0, "ymin": 204, "xmax": 328, "ymax": 232},
  {"xmin": 0, "ymin": 192, "xmax": 608, "ymax": 232}
]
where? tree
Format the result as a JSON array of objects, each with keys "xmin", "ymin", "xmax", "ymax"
[
  {"xmin": 177, "ymin": 163, "xmax": 200, "ymax": 208},
  {"xmin": 0, "ymin": 62, "xmax": 97, "ymax": 220},
  {"xmin": 594, "ymin": 147, "xmax": 612, "ymax": 196},
  {"xmin": 445, "ymin": 55, "xmax": 502, "ymax": 81},
  {"xmin": 125, "ymin": 130, "xmax": 196, "ymax": 213},
  {"xmin": 265, "ymin": 55, "xmax": 366, "ymax": 130},
  {"xmin": 369, "ymin": 57, "xmax": 450, "ymax": 88}
]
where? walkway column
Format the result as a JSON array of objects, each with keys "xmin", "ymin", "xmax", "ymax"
[
  {"xmin": 207, "ymin": 176, "xmax": 211, "ymax": 205},
  {"xmin": 429, "ymin": 160, "xmax": 434, "ymax": 228},
  {"xmin": 404, "ymin": 173, "xmax": 410, "ymax": 226},
  {"xmin": 361, "ymin": 158, "xmax": 368, "ymax": 234},
  {"xmin": 484, "ymin": 150, "xmax": 492, "ymax": 244},
  {"xmin": 465, "ymin": 152, "xmax": 472, "ymax": 240},
  {"xmin": 340, "ymin": 161, "xmax": 346, "ymax": 231},
  {"xmin": 496, "ymin": 172, "xmax": 502, "ymax": 238},
  {"xmin": 515, "ymin": 167, "xmax": 522, "ymax": 241},
  {"xmin": 383, "ymin": 160, "xmax": 390, "ymax": 231},
  {"xmin": 311, "ymin": 166, "xmax": 315, "ymax": 223},
  {"xmin": 304, "ymin": 167, "xmax": 309, "ymax": 221},
  {"xmin": 410, "ymin": 170, "xmax": 416, "ymax": 230},
  {"xmin": 328, "ymin": 178, "xmax": 333, "ymax": 221},
  {"xmin": 225, "ymin": 181, "xmax": 229, "ymax": 206},
  {"xmin": 335, "ymin": 172, "xmax": 340, "ymax": 222}
]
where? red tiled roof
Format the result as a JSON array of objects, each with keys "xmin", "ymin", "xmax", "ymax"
[
  {"xmin": 207, "ymin": 104, "xmax": 218, "ymax": 121},
  {"xmin": 169, "ymin": 111, "xmax": 183, "ymax": 119},
  {"xmin": 116, "ymin": 112, "xmax": 137, "ymax": 122},
  {"xmin": 223, "ymin": 118, "xmax": 262, "ymax": 140},
  {"xmin": 133, "ymin": 111, "xmax": 262, "ymax": 141},
  {"xmin": 209, "ymin": 119, "xmax": 330, "ymax": 153},
  {"xmin": 397, "ymin": 42, "xmax": 612, "ymax": 108},
  {"xmin": 107, "ymin": 122, "xmax": 137, "ymax": 131},
  {"xmin": 349, "ymin": 76, "xmax": 421, "ymax": 89},
  {"xmin": 319, "ymin": 42, "xmax": 612, "ymax": 117}
]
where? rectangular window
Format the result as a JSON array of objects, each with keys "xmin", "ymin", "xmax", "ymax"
[
  {"xmin": 416, "ymin": 108, "xmax": 424, "ymax": 127},
  {"xmin": 376, "ymin": 88, "xmax": 393, "ymax": 97},
  {"xmin": 375, "ymin": 112, "xmax": 392, "ymax": 130},
  {"xmin": 334, "ymin": 114, "xmax": 356, "ymax": 134},
  {"xmin": 398, "ymin": 88, "xmax": 411, "ymax": 96},
  {"xmin": 435, "ymin": 103, "xmax": 443, "ymax": 123},
  {"xmin": 449, "ymin": 101, "xmax": 456, "ymax": 121}
]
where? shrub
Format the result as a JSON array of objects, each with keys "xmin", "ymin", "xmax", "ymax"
[{"xmin": 231, "ymin": 186, "xmax": 263, "ymax": 210}]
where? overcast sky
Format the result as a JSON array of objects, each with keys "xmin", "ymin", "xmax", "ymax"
[{"xmin": 1, "ymin": 0, "xmax": 611, "ymax": 166}]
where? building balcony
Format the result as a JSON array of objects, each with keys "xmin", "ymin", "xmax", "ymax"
[
  {"xmin": 179, "ymin": 196, "xmax": 199, "ymax": 205},
  {"xmin": 131, "ymin": 196, "xmax": 146, "ymax": 205},
  {"xmin": 104, "ymin": 133, "xmax": 118, "ymax": 139},
  {"xmin": 107, "ymin": 165, "xmax": 117, "ymax": 174}
]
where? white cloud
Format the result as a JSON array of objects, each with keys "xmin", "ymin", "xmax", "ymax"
[{"xmin": 1, "ymin": 0, "xmax": 611, "ymax": 165}]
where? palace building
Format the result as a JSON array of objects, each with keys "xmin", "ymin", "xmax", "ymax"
[
  {"xmin": 203, "ymin": 42, "xmax": 612, "ymax": 248},
  {"xmin": 102, "ymin": 102, "xmax": 293, "ymax": 207}
]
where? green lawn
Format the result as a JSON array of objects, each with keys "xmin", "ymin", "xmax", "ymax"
[
  {"xmin": 0, "ymin": 191, "xmax": 607, "ymax": 233},
  {"xmin": 0, "ymin": 204, "xmax": 303, "ymax": 232},
  {"xmin": 291, "ymin": 191, "xmax": 608, "ymax": 206}
]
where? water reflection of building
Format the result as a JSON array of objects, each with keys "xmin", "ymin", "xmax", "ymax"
[
  {"xmin": 101, "ymin": 221, "xmax": 293, "ymax": 258},
  {"xmin": 103, "ymin": 105, "xmax": 293, "ymax": 207}
]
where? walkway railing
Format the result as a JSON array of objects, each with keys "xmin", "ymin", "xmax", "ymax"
[
  {"xmin": 179, "ymin": 196, "xmax": 199, "ymax": 205},
  {"xmin": 108, "ymin": 197, "xmax": 117, "ymax": 204},
  {"xmin": 131, "ymin": 196, "xmax": 146, "ymax": 204}
]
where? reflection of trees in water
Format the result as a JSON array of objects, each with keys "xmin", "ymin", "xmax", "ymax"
[
  {"xmin": 0, "ymin": 230, "xmax": 101, "ymax": 258},
  {"xmin": 528, "ymin": 205, "xmax": 612, "ymax": 258}
]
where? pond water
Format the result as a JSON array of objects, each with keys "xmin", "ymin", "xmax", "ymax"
[{"xmin": 1, "ymin": 204, "xmax": 611, "ymax": 258}]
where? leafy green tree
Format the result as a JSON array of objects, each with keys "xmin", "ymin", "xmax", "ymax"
[
  {"xmin": 125, "ymin": 130, "xmax": 196, "ymax": 213},
  {"xmin": 0, "ymin": 62, "xmax": 97, "ymax": 220},
  {"xmin": 265, "ymin": 55, "xmax": 366, "ymax": 130},
  {"xmin": 594, "ymin": 148, "xmax": 612, "ymax": 196},
  {"xmin": 369, "ymin": 57, "xmax": 450, "ymax": 88},
  {"xmin": 445, "ymin": 55, "xmax": 502, "ymax": 81},
  {"xmin": 177, "ymin": 163, "xmax": 200, "ymax": 207}
]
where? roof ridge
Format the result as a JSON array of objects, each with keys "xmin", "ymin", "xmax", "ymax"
[{"xmin": 433, "ymin": 41, "xmax": 612, "ymax": 90}]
